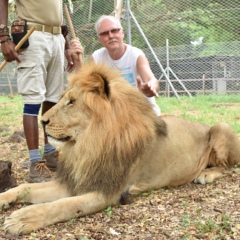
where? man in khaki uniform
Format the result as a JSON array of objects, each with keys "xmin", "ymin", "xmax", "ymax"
[{"xmin": 0, "ymin": 0, "xmax": 77, "ymax": 182}]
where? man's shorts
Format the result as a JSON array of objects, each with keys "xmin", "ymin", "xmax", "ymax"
[{"xmin": 17, "ymin": 31, "xmax": 65, "ymax": 104}]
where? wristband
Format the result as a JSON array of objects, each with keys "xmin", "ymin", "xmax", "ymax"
[
  {"xmin": 0, "ymin": 25, "xmax": 9, "ymax": 36},
  {"xmin": 0, "ymin": 37, "xmax": 10, "ymax": 44}
]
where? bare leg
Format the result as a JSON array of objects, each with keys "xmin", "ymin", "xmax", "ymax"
[{"xmin": 23, "ymin": 115, "xmax": 39, "ymax": 150}]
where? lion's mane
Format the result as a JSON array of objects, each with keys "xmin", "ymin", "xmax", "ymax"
[{"xmin": 50, "ymin": 63, "xmax": 167, "ymax": 198}]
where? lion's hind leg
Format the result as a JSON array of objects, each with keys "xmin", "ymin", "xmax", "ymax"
[
  {"xmin": 195, "ymin": 122, "xmax": 240, "ymax": 184},
  {"xmin": 208, "ymin": 122, "xmax": 240, "ymax": 167}
]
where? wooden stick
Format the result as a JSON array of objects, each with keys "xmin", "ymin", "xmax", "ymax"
[
  {"xmin": 114, "ymin": 0, "xmax": 123, "ymax": 20},
  {"xmin": 0, "ymin": 26, "xmax": 36, "ymax": 72},
  {"xmin": 64, "ymin": 4, "xmax": 83, "ymax": 71}
]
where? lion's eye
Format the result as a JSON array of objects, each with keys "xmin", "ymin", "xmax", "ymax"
[{"xmin": 67, "ymin": 99, "xmax": 75, "ymax": 106}]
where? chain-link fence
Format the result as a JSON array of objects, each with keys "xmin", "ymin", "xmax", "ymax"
[{"xmin": 1, "ymin": 0, "xmax": 240, "ymax": 97}]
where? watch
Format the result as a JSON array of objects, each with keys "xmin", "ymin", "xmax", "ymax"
[
  {"xmin": 0, "ymin": 24, "xmax": 8, "ymax": 35},
  {"xmin": 0, "ymin": 24, "xmax": 6, "ymax": 29}
]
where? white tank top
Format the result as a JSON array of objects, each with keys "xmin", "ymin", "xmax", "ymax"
[{"xmin": 92, "ymin": 44, "xmax": 161, "ymax": 116}]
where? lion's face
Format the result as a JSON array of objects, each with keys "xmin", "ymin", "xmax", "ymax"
[
  {"xmin": 41, "ymin": 64, "xmax": 130, "ymax": 197},
  {"xmin": 41, "ymin": 62, "xmax": 120, "ymax": 142},
  {"xmin": 41, "ymin": 86, "xmax": 89, "ymax": 142}
]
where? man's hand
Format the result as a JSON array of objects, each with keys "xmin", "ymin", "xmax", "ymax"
[
  {"xmin": 1, "ymin": 39, "xmax": 21, "ymax": 63},
  {"xmin": 70, "ymin": 38, "xmax": 84, "ymax": 72},
  {"xmin": 64, "ymin": 49, "xmax": 75, "ymax": 72},
  {"xmin": 70, "ymin": 38, "xmax": 83, "ymax": 56},
  {"xmin": 136, "ymin": 76, "xmax": 159, "ymax": 98},
  {"xmin": 70, "ymin": 39, "xmax": 83, "ymax": 63}
]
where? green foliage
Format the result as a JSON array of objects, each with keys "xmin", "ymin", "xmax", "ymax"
[
  {"xmin": 220, "ymin": 214, "xmax": 232, "ymax": 231},
  {"xmin": 104, "ymin": 206, "xmax": 113, "ymax": 217},
  {"xmin": 180, "ymin": 214, "xmax": 191, "ymax": 227},
  {"xmin": 30, "ymin": 232, "xmax": 37, "ymax": 237},
  {"xmin": 195, "ymin": 218, "xmax": 215, "ymax": 234},
  {"xmin": 78, "ymin": 236, "xmax": 95, "ymax": 240},
  {"xmin": 7, "ymin": 0, "xmax": 240, "ymax": 57},
  {"xmin": 195, "ymin": 214, "xmax": 233, "ymax": 234},
  {"xmin": 67, "ymin": 217, "xmax": 77, "ymax": 226},
  {"xmin": 18, "ymin": 187, "xmax": 31, "ymax": 201},
  {"xmin": 179, "ymin": 213, "xmax": 234, "ymax": 236},
  {"xmin": 128, "ymin": 0, "xmax": 240, "ymax": 56},
  {"xmin": 6, "ymin": 0, "xmax": 240, "ymax": 58}
]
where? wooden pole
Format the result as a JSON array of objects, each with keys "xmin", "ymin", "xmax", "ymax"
[
  {"xmin": 64, "ymin": 4, "xmax": 83, "ymax": 71},
  {"xmin": 0, "ymin": 26, "xmax": 36, "ymax": 72},
  {"xmin": 114, "ymin": 0, "xmax": 123, "ymax": 20}
]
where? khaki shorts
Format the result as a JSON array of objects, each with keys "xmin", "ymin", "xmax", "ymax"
[{"xmin": 17, "ymin": 31, "xmax": 65, "ymax": 104}]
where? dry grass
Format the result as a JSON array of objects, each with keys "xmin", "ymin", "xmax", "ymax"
[{"xmin": 0, "ymin": 95, "xmax": 239, "ymax": 239}]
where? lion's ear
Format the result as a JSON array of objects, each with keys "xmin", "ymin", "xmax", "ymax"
[{"xmin": 89, "ymin": 73, "xmax": 110, "ymax": 99}]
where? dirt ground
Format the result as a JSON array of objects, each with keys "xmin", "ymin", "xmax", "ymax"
[{"xmin": 0, "ymin": 118, "xmax": 239, "ymax": 239}]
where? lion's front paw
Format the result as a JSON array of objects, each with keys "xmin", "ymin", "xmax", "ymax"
[
  {"xmin": 0, "ymin": 189, "xmax": 21, "ymax": 210},
  {"xmin": 0, "ymin": 198, "xmax": 12, "ymax": 210},
  {"xmin": 3, "ymin": 207, "xmax": 42, "ymax": 236},
  {"xmin": 3, "ymin": 216, "xmax": 23, "ymax": 237}
]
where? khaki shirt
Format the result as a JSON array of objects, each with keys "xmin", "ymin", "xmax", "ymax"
[{"xmin": 15, "ymin": 0, "xmax": 63, "ymax": 26}]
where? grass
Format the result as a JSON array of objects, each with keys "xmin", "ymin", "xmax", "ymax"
[
  {"xmin": 0, "ymin": 95, "xmax": 23, "ymax": 127},
  {"xmin": 0, "ymin": 94, "xmax": 239, "ymax": 133},
  {"xmin": 156, "ymin": 94, "xmax": 240, "ymax": 133}
]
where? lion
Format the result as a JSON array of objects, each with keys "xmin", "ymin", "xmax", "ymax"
[{"xmin": 0, "ymin": 62, "xmax": 239, "ymax": 236}]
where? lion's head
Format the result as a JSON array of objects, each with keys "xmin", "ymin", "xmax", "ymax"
[{"xmin": 41, "ymin": 62, "xmax": 166, "ymax": 197}]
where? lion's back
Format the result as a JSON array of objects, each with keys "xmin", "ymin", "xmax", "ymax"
[{"xmin": 127, "ymin": 115, "xmax": 211, "ymax": 193}]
